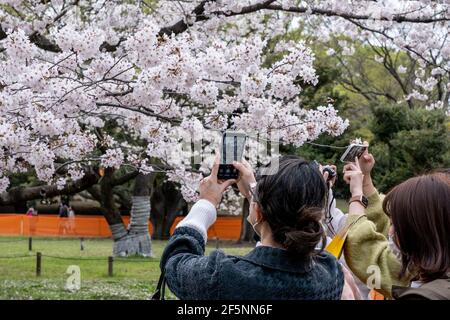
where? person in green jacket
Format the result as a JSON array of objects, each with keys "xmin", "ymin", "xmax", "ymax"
[{"xmin": 342, "ymin": 149, "xmax": 450, "ymax": 299}]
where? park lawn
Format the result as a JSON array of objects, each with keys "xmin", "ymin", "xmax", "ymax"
[{"xmin": 0, "ymin": 237, "xmax": 253, "ymax": 300}]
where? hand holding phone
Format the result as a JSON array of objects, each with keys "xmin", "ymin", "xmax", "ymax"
[
  {"xmin": 200, "ymin": 155, "xmax": 237, "ymax": 207},
  {"xmin": 217, "ymin": 131, "xmax": 247, "ymax": 180},
  {"xmin": 340, "ymin": 144, "xmax": 367, "ymax": 163},
  {"xmin": 232, "ymin": 159, "xmax": 256, "ymax": 201},
  {"xmin": 343, "ymin": 158, "xmax": 364, "ymax": 197}
]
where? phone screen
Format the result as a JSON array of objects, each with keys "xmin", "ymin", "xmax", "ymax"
[
  {"xmin": 218, "ymin": 131, "xmax": 247, "ymax": 180},
  {"xmin": 340, "ymin": 144, "xmax": 367, "ymax": 163},
  {"xmin": 221, "ymin": 132, "xmax": 246, "ymax": 164}
]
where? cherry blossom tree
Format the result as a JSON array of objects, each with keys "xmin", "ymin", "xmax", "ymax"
[
  {"xmin": 1, "ymin": 0, "xmax": 448, "ymax": 253},
  {"xmin": 294, "ymin": 1, "xmax": 450, "ymax": 111}
]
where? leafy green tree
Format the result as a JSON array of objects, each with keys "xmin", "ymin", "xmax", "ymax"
[{"xmin": 370, "ymin": 106, "xmax": 450, "ymax": 192}]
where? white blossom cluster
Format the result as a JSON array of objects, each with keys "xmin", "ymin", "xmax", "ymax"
[
  {"xmin": 296, "ymin": 0, "xmax": 450, "ymax": 111},
  {"xmin": 0, "ymin": 0, "xmax": 446, "ymax": 200}
]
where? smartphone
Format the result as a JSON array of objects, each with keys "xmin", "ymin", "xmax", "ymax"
[
  {"xmin": 218, "ymin": 131, "xmax": 247, "ymax": 180},
  {"xmin": 340, "ymin": 144, "xmax": 367, "ymax": 163}
]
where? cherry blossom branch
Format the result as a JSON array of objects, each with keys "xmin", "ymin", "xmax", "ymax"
[
  {"xmin": 264, "ymin": 4, "xmax": 450, "ymax": 23},
  {"xmin": 343, "ymin": 17, "xmax": 449, "ymax": 72},
  {"xmin": 95, "ymin": 102, "xmax": 182, "ymax": 124}
]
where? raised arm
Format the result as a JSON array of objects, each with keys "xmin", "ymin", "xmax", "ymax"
[
  {"xmin": 358, "ymin": 146, "xmax": 390, "ymax": 236},
  {"xmin": 342, "ymin": 158, "xmax": 412, "ymax": 299},
  {"xmin": 160, "ymin": 155, "xmax": 236, "ymax": 299}
]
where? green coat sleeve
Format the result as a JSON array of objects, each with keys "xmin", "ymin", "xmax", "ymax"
[
  {"xmin": 343, "ymin": 193, "xmax": 413, "ymax": 299},
  {"xmin": 364, "ymin": 190, "xmax": 390, "ymax": 237}
]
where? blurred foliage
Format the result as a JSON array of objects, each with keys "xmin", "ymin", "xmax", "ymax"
[
  {"xmin": 279, "ymin": 35, "xmax": 450, "ymax": 199},
  {"xmin": 370, "ymin": 106, "xmax": 450, "ymax": 192}
]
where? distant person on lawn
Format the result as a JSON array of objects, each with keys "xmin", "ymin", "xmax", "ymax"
[{"xmin": 58, "ymin": 203, "xmax": 69, "ymax": 218}]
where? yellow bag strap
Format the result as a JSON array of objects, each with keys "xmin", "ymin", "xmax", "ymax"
[{"xmin": 325, "ymin": 215, "xmax": 366, "ymax": 259}]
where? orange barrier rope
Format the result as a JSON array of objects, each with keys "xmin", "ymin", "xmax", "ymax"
[
  {"xmin": 170, "ymin": 216, "xmax": 242, "ymax": 240},
  {"xmin": 0, "ymin": 214, "xmax": 242, "ymax": 240}
]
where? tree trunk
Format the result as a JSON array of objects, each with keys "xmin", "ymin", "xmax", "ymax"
[
  {"xmin": 239, "ymin": 198, "xmax": 255, "ymax": 243},
  {"xmin": 99, "ymin": 168, "xmax": 128, "ymax": 256},
  {"xmin": 110, "ymin": 173, "xmax": 155, "ymax": 257},
  {"xmin": 150, "ymin": 181, "xmax": 187, "ymax": 240},
  {"xmin": 126, "ymin": 173, "xmax": 155, "ymax": 257}
]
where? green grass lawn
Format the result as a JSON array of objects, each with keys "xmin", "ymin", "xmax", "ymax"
[
  {"xmin": 0, "ymin": 236, "xmax": 254, "ymax": 300},
  {"xmin": 0, "ymin": 200, "xmax": 349, "ymax": 300}
]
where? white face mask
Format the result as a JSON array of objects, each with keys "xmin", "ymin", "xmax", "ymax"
[
  {"xmin": 247, "ymin": 206, "xmax": 262, "ymax": 237},
  {"xmin": 388, "ymin": 234, "xmax": 402, "ymax": 259}
]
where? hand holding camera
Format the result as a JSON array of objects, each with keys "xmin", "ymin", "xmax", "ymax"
[
  {"xmin": 340, "ymin": 140, "xmax": 376, "ymax": 197},
  {"xmin": 322, "ymin": 165, "xmax": 337, "ymax": 187}
]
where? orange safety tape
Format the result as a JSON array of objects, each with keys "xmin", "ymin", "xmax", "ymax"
[{"xmin": 0, "ymin": 214, "xmax": 242, "ymax": 240}]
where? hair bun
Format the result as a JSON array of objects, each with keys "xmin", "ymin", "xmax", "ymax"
[{"xmin": 278, "ymin": 207, "xmax": 326, "ymax": 256}]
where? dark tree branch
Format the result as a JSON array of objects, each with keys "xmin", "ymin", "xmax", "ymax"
[
  {"xmin": 111, "ymin": 169, "xmax": 140, "ymax": 186},
  {"xmin": 157, "ymin": 0, "xmax": 279, "ymax": 37},
  {"xmin": 265, "ymin": 4, "xmax": 450, "ymax": 23},
  {"xmin": 96, "ymin": 102, "xmax": 182, "ymax": 124},
  {"xmin": 159, "ymin": 0, "xmax": 212, "ymax": 36},
  {"xmin": 87, "ymin": 185, "xmax": 102, "ymax": 203},
  {"xmin": 0, "ymin": 167, "xmax": 100, "ymax": 206},
  {"xmin": 0, "ymin": 25, "xmax": 6, "ymax": 40}
]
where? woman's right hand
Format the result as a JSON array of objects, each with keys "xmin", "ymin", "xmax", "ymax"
[
  {"xmin": 343, "ymin": 157, "xmax": 364, "ymax": 197},
  {"xmin": 358, "ymin": 142, "xmax": 375, "ymax": 176},
  {"xmin": 358, "ymin": 142, "xmax": 376, "ymax": 196},
  {"xmin": 232, "ymin": 159, "xmax": 256, "ymax": 201}
]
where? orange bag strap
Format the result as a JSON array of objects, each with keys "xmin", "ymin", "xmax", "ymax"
[{"xmin": 369, "ymin": 289, "xmax": 385, "ymax": 300}]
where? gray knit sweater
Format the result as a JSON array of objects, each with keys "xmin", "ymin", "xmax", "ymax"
[{"xmin": 160, "ymin": 201, "xmax": 344, "ymax": 300}]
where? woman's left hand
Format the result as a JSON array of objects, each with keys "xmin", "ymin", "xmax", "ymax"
[{"xmin": 232, "ymin": 159, "xmax": 256, "ymax": 201}]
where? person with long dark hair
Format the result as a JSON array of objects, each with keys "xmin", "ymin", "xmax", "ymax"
[{"xmin": 159, "ymin": 155, "xmax": 345, "ymax": 299}]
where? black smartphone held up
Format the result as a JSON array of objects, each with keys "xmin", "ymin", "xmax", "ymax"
[
  {"xmin": 217, "ymin": 131, "xmax": 247, "ymax": 180},
  {"xmin": 340, "ymin": 143, "xmax": 367, "ymax": 163}
]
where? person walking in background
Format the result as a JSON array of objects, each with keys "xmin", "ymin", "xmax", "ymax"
[
  {"xmin": 68, "ymin": 206, "xmax": 75, "ymax": 218},
  {"xmin": 67, "ymin": 206, "xmax": 76, "ymax": 234},
  {"xmin": 58, "ymin": 202, "xmax": 69, "ymax": 218},
  {"xmin": 26, "ymin": 207, "xmax": 35, "ymax": 217},
  {"xmin": 58, "ymin": 200, "xmax": 70, "ymax": 235},
  {"xmin": 26, "ymin": 206, "xmax": 38, "ymax": 236}
]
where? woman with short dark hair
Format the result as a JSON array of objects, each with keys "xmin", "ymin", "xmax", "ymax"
[{"xmin": 159, "ymin": 155, "xmax": 345, "ymax": 300}]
